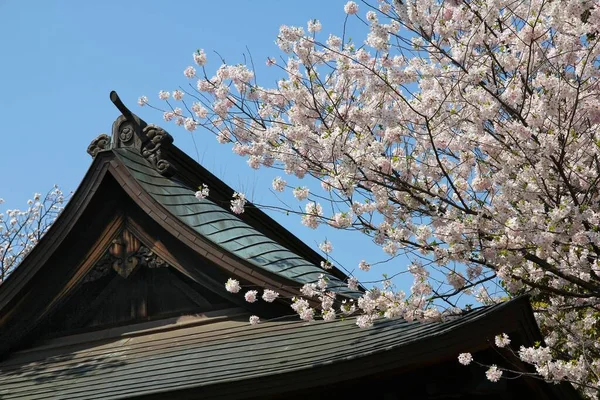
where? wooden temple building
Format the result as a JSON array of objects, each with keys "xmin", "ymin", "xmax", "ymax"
[{"xmin": 0, "ymin": 92, "xmax": 579, "ymax": 399}]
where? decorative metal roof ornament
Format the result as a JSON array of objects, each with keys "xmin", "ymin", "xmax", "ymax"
[
  {"xmin": 141, "ymin": 124, "xmax": 175, "ymax": 177},
  {"xmin": 87, "ymin": 91, "xmax": 177, "ymax": 177},
  {"xmin": 86, "ymin": 133, "xmax": 111, "ymax": 157}
]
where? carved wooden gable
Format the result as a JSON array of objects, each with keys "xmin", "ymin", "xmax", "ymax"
[
  {"xmin": 45, "ymin": 229, "xmax": 237, "ymax": 335},
  {"xmin": 0, "ymin": 91, "xmax": 336, "ymax": 356}
]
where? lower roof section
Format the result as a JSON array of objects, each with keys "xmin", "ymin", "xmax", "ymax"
[{"xmin": 0, "ymin": 297, "xmax": 576, "ymax": 400}]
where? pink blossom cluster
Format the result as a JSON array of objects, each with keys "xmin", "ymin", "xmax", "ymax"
[
  {"xmin": 194, "ymin": 184, "xmax": 209, "ymax": 200},
  {"xmin": 230, "ymin": 192, "xmax": 247, "ymax": 214},
  {"xmin": 0, "ymin": 186, "xmax": 67, "ymax": 282}
]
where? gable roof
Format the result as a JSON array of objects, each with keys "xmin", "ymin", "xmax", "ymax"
[
  {"xmin": 0, "ymin": 92, "xmax": 360, "ymax": 356},
  {"xmin": 102, "ymin": 91, "xmax": 359, "ymax": 295},
  {"xmin": 112, "ymin": 147, "xmax": 356, "ymax": 294}
]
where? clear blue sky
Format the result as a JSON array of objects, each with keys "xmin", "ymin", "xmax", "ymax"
[{"xmin": 0, "ymin": 1, "xmax": 412, "ymax": 288}]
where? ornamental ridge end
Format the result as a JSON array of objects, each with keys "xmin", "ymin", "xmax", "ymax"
[{"xmin": 86, "ymin": 91, "xmax": 176, "ymax": 178}]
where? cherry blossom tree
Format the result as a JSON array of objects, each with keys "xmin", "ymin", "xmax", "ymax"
[
  {"xmin": 0, "ymin": 186, "xmax": 66, "ymax": 281},
  {"xmin": 142, "ymin": 0, "xmax": 600, "ymax": 396}
]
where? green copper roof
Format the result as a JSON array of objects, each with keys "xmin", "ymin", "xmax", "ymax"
[
  {"xmin": 0, "ymin": 300, "xmax": 537, "ymax": 400},
  {"xmin": 113, "ymin": 148, "xmax": 360, "ymax": 297}
]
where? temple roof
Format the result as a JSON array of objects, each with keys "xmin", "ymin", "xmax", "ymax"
[
  {"xmin": 0, "ymin": 91, "xmax": 359, "ymax": 357},
  {"xmin": 0, "ymin": 93, "xmax": 581, "ymax": 400},
  {"xmin": 112, "ymin": 147, "xmax": 356, "ymax": 294},
  {"xmin": 96, "ymin": 91, "xmax": 359, "ymax": 295},
  {"xmin": 0, "ymin": 297, "xmax": 578, "ymax": 400}
]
